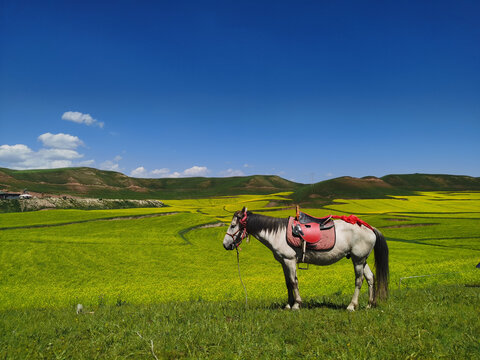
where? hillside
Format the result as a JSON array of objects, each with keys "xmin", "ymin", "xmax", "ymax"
[
  {"xmin": 0, "ymin": 197, "xmax": 164, "ymax": 213},
  {"xmin": 381, "ymin": 173, "xmax": 480, "ymax": 190},
  {"xmin": 1, "ymin": 168, "xmax": 479, "ymax": 204},
  {"xmin": 0, "ymin": 167, "xmax": 302, "ymax": 199},
  {"xmin": 291, "ymin": 173, "xmax": 480, "ymax": 205}
]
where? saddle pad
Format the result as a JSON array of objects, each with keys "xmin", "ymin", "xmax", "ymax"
[
  {"xmin": 286, "ymin": 217, "xmax": 336, "ymax": 251},
  {"xmin": 331, "ymin": 214, "xmax": 373, "ymax": 231}
]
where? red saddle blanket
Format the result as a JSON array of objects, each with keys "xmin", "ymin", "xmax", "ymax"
[
  {"xmin": 331, "ymin": 214, "xmax": 373, "ymax": 231},
  {"xmin": 286, "ymin": 216, "xmax": 336, "ymax": 251}
]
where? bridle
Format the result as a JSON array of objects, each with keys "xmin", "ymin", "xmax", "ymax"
[{"xmin": 225, "ymin": 211, "xmax": 248, "ymax": 248}]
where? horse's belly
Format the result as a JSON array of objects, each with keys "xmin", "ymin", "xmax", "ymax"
[{"xmin": 302, "ymin": 248, "xmax": 346, "ymax": 265}]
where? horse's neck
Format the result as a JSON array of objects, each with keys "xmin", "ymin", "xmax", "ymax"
[
  {"xmin": 246, "ymin": 214, "xmax": 287, "ymax": 250},
  {"xmin": 254, "ymin": 230, "xmax": 284, "ymax": 252}
]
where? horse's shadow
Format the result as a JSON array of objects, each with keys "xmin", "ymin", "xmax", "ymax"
[
  {"xmin": 268, "ymin": 300, "xmax": 346, "ymax": 310},
  {"xmin": 302, "ymin": 300, "xmax": 347, "ymax": 310}
]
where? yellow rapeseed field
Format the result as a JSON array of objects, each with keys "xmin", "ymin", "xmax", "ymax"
[{"xmin": 1, "ymin": 192, "xmax": 479, "ymax": 310}]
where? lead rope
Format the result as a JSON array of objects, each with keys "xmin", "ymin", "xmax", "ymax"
[{"xmin": 236, "ymin": 247, "xmax": 248, "ymax": 307}]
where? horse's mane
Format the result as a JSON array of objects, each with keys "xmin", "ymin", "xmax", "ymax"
[{"xmin": 246, "ymin": 211, "xmax": 288, "ymax": 235}]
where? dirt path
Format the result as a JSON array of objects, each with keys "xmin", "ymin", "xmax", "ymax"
[
  {"xmin": 177, "ymin": 221, "xmax": 226, "ymax": 244},
  {"xmin": 0, "ymin": 212, "xmax": 181, "ymax": 231}
]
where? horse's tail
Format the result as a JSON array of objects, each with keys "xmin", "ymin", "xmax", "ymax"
[{"xmin": 373, "ymin": 228, "xmax": 389, "ymax": 303}]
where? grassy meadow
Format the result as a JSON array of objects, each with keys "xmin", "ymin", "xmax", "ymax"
[{"xmin": 1, "ymin": 192, "xmax": 479, "ymax": 358}]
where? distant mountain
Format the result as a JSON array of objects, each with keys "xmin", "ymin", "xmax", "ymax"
[
  {"xmin": 381, "ymin": 173, "xmax": 480, "ymax": 191},
  {"xmin": 1, "ymin": 167, "xmax": 479, "ymax": 202},
  {"xmin": 0, "ymin": 167, "xmax": 302, "ymax": 199},
  {"xmin": 291, "ymin": 173, "xmax": 480, "ymax": 205}
]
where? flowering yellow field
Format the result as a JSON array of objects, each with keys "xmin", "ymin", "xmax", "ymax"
[{"xmin": 1, "ymin": 192, "xmax": 479, "ymax": 310}]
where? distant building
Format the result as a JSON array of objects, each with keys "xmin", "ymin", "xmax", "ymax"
[
  {"xmin": 0, "ymin": 190, "xmax": 33, "ymax": 200},
  {"xmin": 0, "ymin": 191, "xmax": 21, "ymax": 200}
]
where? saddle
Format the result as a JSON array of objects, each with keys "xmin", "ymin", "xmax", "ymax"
[
  {"xmin": 297, "ymin": 212, "xmax": 333, "ymax": 229},
  {"xmin": 293, "ymin": 205, "xmax": 335, "ymax": 242},
  {"xmin": 286, "ymin": 206, "xmax": 336, "ymax": 262}
]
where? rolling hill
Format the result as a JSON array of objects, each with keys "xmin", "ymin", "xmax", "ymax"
[
  {"xmin": 0, "ymin": 167, "xmax": 302, "ymax": 200},
  {"xmin": 291, "ymin": 173, "xmax": 480, "ymax": 205},
  {"xmin": 1, "ymin": 167, "xmax": 479, "ymax": 203}
]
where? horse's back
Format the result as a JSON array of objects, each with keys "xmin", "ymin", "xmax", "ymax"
[{"xmin": 333, "ymin": 220, "xmax": 376, "ymax": 258}]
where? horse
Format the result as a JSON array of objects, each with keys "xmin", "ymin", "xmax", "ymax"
[{"xmin": 223, "ymin": 207, "xmax": 389, "ymax": 311}]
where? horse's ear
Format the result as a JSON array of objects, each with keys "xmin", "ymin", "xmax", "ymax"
[{"xmin": 241, "ymin": 206, "xmax": 247, "ymax": 214}]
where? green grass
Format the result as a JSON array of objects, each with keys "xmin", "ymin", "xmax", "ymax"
[
  {"xmin": 0, "ymin": 207, "xmax": 178, "ymax": 229},
  {"xmin": 1, "ymin": 192, "xmax": 480, "ymax": 358},
  {"xmin": 1, "ymin": 286, "xmax": 479, "ymax": 359}
]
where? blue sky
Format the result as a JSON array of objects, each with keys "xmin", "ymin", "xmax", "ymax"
[{"xmin": 1, "ymin": 0, "xmax": 479, "ymax": 183}]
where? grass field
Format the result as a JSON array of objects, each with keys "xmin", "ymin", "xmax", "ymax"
[{"xmin": 1, "ymin": 192, "xmax": 479, "ymax": 358}]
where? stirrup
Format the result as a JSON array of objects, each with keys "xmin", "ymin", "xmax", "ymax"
[
  {"xmin": 298, "ymin": 240, "xmax": 308, "ymax": 270},
  {"xmin": 302, "ymin": 239, "xmax": 306, "ymax": 262},
  {"xmin": 298, "ymin": 262, "xmax": 309, "ymax": 270}
]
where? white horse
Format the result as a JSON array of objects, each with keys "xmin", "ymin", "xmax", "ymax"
[{"xmin": 223, "ymin": 207, "xmax": 389, "ymax": 311}]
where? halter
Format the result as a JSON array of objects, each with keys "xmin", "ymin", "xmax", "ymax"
[{"xmin": 226, "ymin": 211, "xmax": 248, "ymax": 248}]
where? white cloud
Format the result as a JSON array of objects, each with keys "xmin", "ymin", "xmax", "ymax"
[
  {"xmin": 101, "ymin": 161, "xmax": 120, "ymax": 171},
  {"xmin": 62, "ymin": 111, "xmax": 104, "ymax": 128},
  {"xmin": 43, "ymin": 160, "xmax": 73, "ymax": 168},
  {"xmin": 151, "ymin": 168, "xmax": 172, "ymax": 177},
  {"xmin": 37, "ymin": 148, "xmax": 83, "ymax": 160},
  {"xmin": 0, "ymin": 143, "xmax": 84, "ymax": 169},
  {"xmin": 130, "ymin": 166, "xmax": 148, "ymax": 177},
  {"xmin": 78, "ymin": 159, "xmax": 95, "ymax": 167},
  {"xmin": 219, "ymin": 168, "xmax": 245, "ymax": 177},
  {"xmin": 100, "ymin": 155, "xmax": 123, "ymax": 172},
  {"xmin": 130, "ymin": 165, "xmax": 209, "ymax": 178},
  {"xmin": 38, "ymin": 132, "xmax": 84, "ymax": 149},
  {"xmin": 0, "ymin": 144, "xmax": 33, "ymax": 163},
  {"xmin": 183, "ymin": 166, "xmax": 209, "ymax": 177},
  {"xmin": 1, "ymin": 132, "xmax": 86, "ymax": 170}
]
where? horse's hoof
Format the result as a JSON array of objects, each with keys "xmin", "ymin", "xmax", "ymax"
[
  {"xmin": 284, "ymin": 304, "xmax": 291, "ymax": 310},
  {"xmin": 347, "ymin": 304, "xmax": 356, "ymax": 312},
  {"xmin": 292, "ymin": 303, "xmax": 301, "ymax": 311}
]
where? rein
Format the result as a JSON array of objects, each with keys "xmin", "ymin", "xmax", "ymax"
[
  {"xmin": 226, "ymin": 211, "xmax": 249, "ymax": 306},
  {"xmin": 236, "ymin": 247, "xmax": 248, "ymax": 307}
]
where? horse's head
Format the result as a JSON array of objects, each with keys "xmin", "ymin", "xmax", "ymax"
[{"xmin": 223, "ymin": 206, "xmax": 248, "ymax": 250}]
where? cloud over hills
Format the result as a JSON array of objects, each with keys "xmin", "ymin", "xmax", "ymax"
[
  {"xmin": 130, "ymin": 165, "xmax": 209, "ymax": 178},
  {"xmin": 38, "ymin": 132, "xmax": 84, "ymax": 149},
  {"xmin": 0, "ymin": 133, "xmax": 88, "ymax": 170}
]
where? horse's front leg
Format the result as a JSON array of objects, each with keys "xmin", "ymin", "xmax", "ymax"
[
  {"xmin": 281, "ymin": 262, "xmax": 294, "ymax": 309},
  {"xmin": 281, "ymin": 259, "xmax": 302, "ymax": 310}
]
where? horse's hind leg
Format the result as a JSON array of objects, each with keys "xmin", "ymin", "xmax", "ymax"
[
  {"xmin": 347, "ymin": 259, "xmax": 365, "ymax": 311},
  {"xmin": 281, "ymin": 259, "xmax": 302, "ymax": 310},
  {"xmin": 364, "ymin": 263, "xmax": 375, "ymax": 308}
]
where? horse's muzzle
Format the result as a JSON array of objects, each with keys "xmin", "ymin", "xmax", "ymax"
[{"xmin": 223, "ymin": 242, "xmax": 235, "ymax": 250}]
